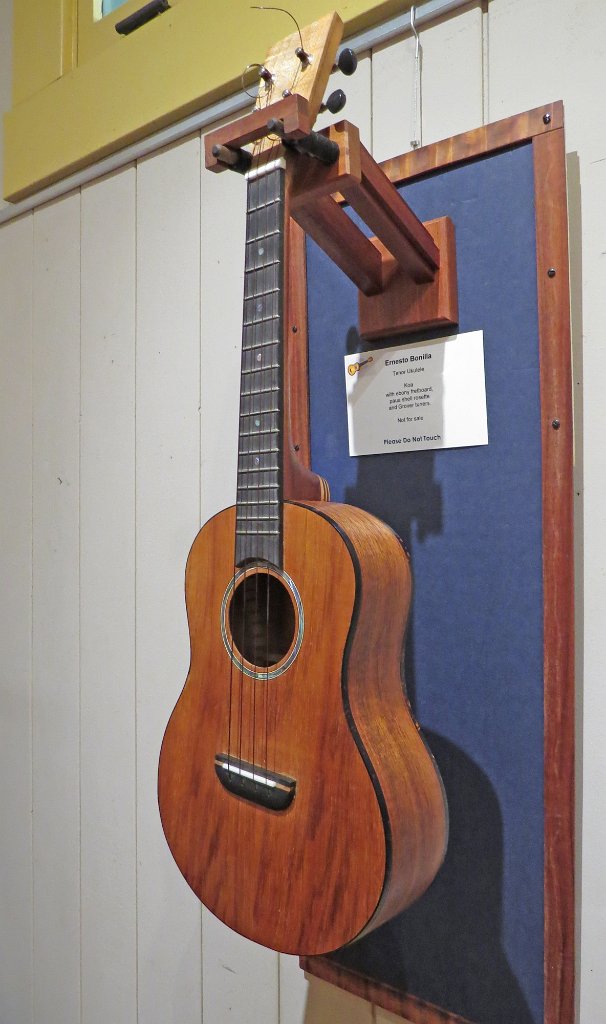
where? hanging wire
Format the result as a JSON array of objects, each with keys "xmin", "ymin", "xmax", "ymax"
[
  {"xmin": 251, "ymin": 5, "xmax": 305, "ymax": 52},
  {"xmin": 410, "ymin": 5, "xmax": 422, "ymax": 149}
]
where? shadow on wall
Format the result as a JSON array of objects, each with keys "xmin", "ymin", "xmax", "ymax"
[
  {"xmin": 323, "ymin": 437, "xmax": 535, "ymax": 1024},
  {"xmin": 331, "ymin": 731, "xmax": 534, "ymax": 1024}
]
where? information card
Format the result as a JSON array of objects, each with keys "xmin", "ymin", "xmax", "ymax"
[{"xmin": 345, "ymin": 330, "xmax": 488, "ymax": 456}]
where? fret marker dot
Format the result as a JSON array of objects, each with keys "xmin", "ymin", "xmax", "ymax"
[
  {"xmin": 256, "ymin": 353, "xmax": 262, "ymax": 362},
  {"xmin": 256, "ymin": 302, "xmax": 263, "ymax": 313},
  {"xmin": 255, "ymin": 418, "xmax": 261, "ymax": 427},
  {"xmin": 258, "ymin": 246, "xmax": 264, "ymax": 255},
  {"xmin": 254, "ymin": 457, "xmax": 260, "ymax": 465}
]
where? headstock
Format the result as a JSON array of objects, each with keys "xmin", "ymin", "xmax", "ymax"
[
  {"xmin": 205, "ymin": 12, "xmax": 349, "ymax": 173},
  {"xmin": 253, "ymin": 11, "xmax": 343, "ymax": 129}
]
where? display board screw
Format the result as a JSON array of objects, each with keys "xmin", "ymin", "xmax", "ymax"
[
  {"xmin": 292, "ymin": 325, "xmax": 298, "ymax": 333},
  {"xmin": 543, "ymin": 112, "xmax": 552, "ymax": 124},
  {"xmin": 547, "ymin": 267, "xmax": 556, "ymax": 277},
  {"xmin": 552, "ymin": 419, "xmax": 561, "ymax": 430}
]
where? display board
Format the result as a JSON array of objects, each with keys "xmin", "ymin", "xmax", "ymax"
[{"xmin": 299, "ymin": 104, "xmax": 573, "ymax": 1024}]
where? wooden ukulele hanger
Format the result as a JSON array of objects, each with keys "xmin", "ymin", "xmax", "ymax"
[{"xmin": 206, "ymin": 102, "xmax": 458, "ymax": 343}]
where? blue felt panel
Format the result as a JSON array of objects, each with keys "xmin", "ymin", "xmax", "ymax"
[{"xmin": 306, "ymin": 143, "xmax": 543, "ymax": 1024}]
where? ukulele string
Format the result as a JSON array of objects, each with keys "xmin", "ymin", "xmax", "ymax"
[
  {"xmin": 263, "ymin": 160, "xmax": 273, "ymax": 780},
  {"xmin": 230, "ymin": 129, "xmax": 262, "ymax": 773},
  {"xmin": 254, "ymin": 158, "xmax": 267, "ymax": 777},
  {"xmin": 251, "ymin": 129, "xmax": 270, "ymax": 774},
  {"xmin": 256, "ymin": 79, "xmax": 278, "ymax": 780},
  {"xmin": 245, "ymin": 136, "xmax": 263, "ymax": 772},
  {"xmin": 255, "ymin": 152, "xmax": 273, "ymax": 777}
]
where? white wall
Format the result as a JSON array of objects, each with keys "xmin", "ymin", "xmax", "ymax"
[{"xmin": 0, "ymin": 2, "xmax": 604, "ymax": 1022}]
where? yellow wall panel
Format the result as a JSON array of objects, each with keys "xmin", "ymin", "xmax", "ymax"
[
  {"xmin": 12, "ymin": 0, "xmax": 75, "ymax": 105},
  {"xmin": 4, "ymin": 0, "xmax": 402, "ymax": 200}
]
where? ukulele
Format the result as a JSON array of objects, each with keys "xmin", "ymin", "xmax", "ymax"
[{"xmin": 158, "ymin": 12, "xmax": 447, "ymax": 956}]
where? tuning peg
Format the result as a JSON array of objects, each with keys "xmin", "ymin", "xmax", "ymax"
[
  {"xmin": 320, "ymin": 89, "xmax": 347, "ymax": 115},
  {"xmin": 336, "ymin": 48, "xmax": 358, "ymax": 76}
]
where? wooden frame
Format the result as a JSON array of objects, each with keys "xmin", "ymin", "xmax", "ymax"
[{"xmin": 291, "ymin": 100, "xmax": 574, "ymax": 1024}]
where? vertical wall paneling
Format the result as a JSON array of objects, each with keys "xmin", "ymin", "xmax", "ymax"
[
  {"xmin": 135, "ymin": 136, "xmax": 203, "ymax": 1024},
  {"xmin": 199, "ymin": 122, "xmax": 280, "ymax": 1024},
  {"xmin": 202, "ymin": 928, "xmax": 279, "ymax": 1024},
  {"xmin": 0, "ymin": 212, "xmax": 34, "ymax": 1024},
  {"xmin": 80, "ymin": 166, "xmax": 137, "ymax": 1024},
  {"xmin": 487, "ymin": 0, "xmax": 563, "ymax": 123},
  {"xmin": 279, "ymin": 954, "xmax": 310, "ymax": 1024},
  {"xmin": 199, "ymin": 159, "xmax": 245, "ymax": 522},
  {"xmin": 488, "ymin": 5, "xmax": 606, "ymax": 1020},
  {"xmin": 371, "ymin": 32, "xmax": 418, "ymax": 164},
  {"xmin": 32, "ymin": 191, "xmax": 82, "ymax": 1024},
  {"xmin": 577, "ymin": 144, "xmax": 606, "ymax": 1024},
  {"xmin": 419, "ymin": 3, "xmax": 484, "ymax": 146}
]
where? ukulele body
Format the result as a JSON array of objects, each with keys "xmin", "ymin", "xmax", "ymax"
[{"xmin": 158, "ymin": 500, "xmax": 447, "ymax": 955}]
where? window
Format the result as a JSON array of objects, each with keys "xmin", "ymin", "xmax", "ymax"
[{"xmin": 101, "ymin": 0, "xmax": 131, "ymax": 14}]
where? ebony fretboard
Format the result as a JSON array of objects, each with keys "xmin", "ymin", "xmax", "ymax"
[{"xmin": 235, "ymin": 161, "xmax": 285, "ymax": 567}]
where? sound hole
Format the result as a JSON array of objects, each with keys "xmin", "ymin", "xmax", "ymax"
[{"xmin": 229, "ymin": 571, "xmax": 296, "ymax": 668}]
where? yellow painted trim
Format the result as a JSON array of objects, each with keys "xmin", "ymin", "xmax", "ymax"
[{"xmin": 5, "ymin": 0, "xmax": 403, "ymax": 201}]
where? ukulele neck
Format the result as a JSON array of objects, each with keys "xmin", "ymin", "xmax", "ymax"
[{"xmin": 235, "ymin": 157, "xmax": 286, "ymax": 568}]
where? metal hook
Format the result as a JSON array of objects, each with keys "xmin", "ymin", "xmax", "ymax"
[
  {"xmin": 410, "ymin": 4, "xmax": 420, "ymax": 61},
  {"xmin": 409, "ymin": 4, "xmax": 422, "ymax": 150}
]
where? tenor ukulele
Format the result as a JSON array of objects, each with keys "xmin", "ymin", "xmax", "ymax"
[{"xmin": 158, "ymin": 11, "xmax": 447, "ymax": 956}]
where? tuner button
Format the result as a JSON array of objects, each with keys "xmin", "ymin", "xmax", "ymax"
[
  {"xmin": 337, "ymin": 48, "xmax": 358, "ymax": 76},
  {"xmin": 321, "ymin": 89, "xmax": 347, "ymax": 115}
]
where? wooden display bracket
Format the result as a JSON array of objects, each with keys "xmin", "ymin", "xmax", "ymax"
[
  {"xmin": 205, "ymin": 103, "xmax": 458, "ymax": 341},
  {"xmin": 289, "ymin": 120, "xmax": 458, "ymax": 340}
]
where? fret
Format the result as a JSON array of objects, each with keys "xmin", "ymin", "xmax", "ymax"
[
  {"xmin": 243, "ymin": 285, "xmax": 279, "ymax": 302},
  {"xmin": 238, "ymin": 466, "xmax": 278, "ymax": 475},
  {"xmin": 241, "ymin": 364, "xmax": 280, "ymax": 375},
  {"xmin": 239, "ymin": 429, "xmax": 277, "ymax": 439},
  {"xmin": 242, "ymin": 338, "xmax": 279, "ymax": 353},
  {"xmin": 240, "ymin": 408, "xmax": 280, "ymax": 417},
  {"xmin": 247, "ymin": 228, "xmax": 281, "ymax": 245},
  {"xmin": 247, "ymin": 196, "xmax": 281, "ymax": 214},
  {"xmin": 242, "ymin": 335, "xmax": 279, "ymax": 351},
  {"xmin": 238, "ymin": 446, "xmax": 279, "ymax": 456},
  {"xmin": 243, "ymin": 314, "xmax": 279, "ymax": 329},
  {"xmin": 236, "ymin": 528, "xmax": 280, "ymax": 537},
  {"xmin": 237, "ymin": 483, "xmax": 278, "ymax": 491},
  {"xmin": 244, "ymin": 255, "xmax": 281, "ymax": 273},
  {"xmin": 236, "ymin": 493, "xmax": 276, "ymax": 505},
  {"xmin": 240, "ymin": 384, "xmax": 279, "ymax": 398},
  {"xmin": 237, "ymin": 498, "xmax": 279, "ymax": 505},
  {"xmin": 236, "ymin": 513, "xmax": 279, "ymax": 521}
]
